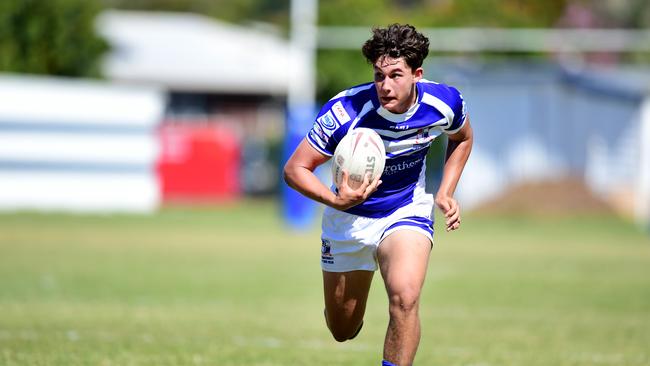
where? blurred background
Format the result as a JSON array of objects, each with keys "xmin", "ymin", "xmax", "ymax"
[
  {"xmin": 1, "ymin": 1, "xmax": 649, "ymax": 365},
  {"xmin": 0, "ymin": 0, "xmax": 649, "ymax": 226}
]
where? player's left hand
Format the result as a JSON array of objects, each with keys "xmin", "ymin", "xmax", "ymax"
[
  {"xmin": 435, "ymin": 195, "xmax": 461, "ymax": 232},
  {"xmin": 333, "ymin": 171, "xmax": 382, "ymax": 210}
]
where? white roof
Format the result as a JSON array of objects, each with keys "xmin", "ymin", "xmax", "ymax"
[{"xmin": 97, "ymin": 10, "xmax": 291, "ymax": 95}]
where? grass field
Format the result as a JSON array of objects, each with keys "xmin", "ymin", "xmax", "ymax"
[{"xmin": 0, "ymin": 200, "xmax": 649, "ymax": 366}]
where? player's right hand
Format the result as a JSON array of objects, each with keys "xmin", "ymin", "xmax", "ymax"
[
  {"xmin": 435, "ymin": 194, "xmax": 461, "ymax": 232},
  {"xmin": 333, "ymin": 171, "xmax": 381, "ymax": 211}
]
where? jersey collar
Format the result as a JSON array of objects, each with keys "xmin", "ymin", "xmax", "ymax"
[{"xmin": 376, "ymin": 81, "xmax": 422, "ymax": 122}]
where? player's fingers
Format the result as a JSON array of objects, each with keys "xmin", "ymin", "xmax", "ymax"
[
  {"xmin": 442, "ymin": 203, "xmax": 455, "ymax": 218},
  {"xmin": 445, "ymin": 204, "xmax": 458, "ymax": 220},
  {"xmin": 446, "ymin": 200, "xmax": 460, "ymax": 221},
  {"xmin": 436, "ymin": 199, "xmax": 450, "ymax": 213},
  {"xmin": 365, "ymin": 176, "xmax": 381, "ymax": 195},
  {"xmin": 447, "ymin": 221, "xmax": 461, "ymax": 232},
  {"xmin": 445, "ymin": 199, "xmax": 459, "ymax": 216},
  {"xmin": 339, "ymin": 170, "xmax": 349, "ymax": 188},
  {"xmin": 446, "ymin": 213, "xmax": 459, "ymax": 229},
  {"xmin": 446, "ymin": 209, "xmax": 460, "ymax": 227},
  {"xmin": 352, "ymin": 173, "xmax": 370, "ymax": 194}
]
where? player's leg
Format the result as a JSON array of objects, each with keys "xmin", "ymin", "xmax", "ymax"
[
  {"xmin": 322, "ymin": 270, "xmax": 374, "ymax": 342},
  {"xmin": 377, "ymin": 229, "xmax": 431, "ymax": 366}
]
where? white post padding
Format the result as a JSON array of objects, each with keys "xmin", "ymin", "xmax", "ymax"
[{"xmin": 637, "ymin": 97, "xmax": 650, "ymax": 227}]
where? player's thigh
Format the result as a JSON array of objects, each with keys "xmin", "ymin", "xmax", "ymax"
[
  {"xmin": 322, "ymin": 270, "xmax": 374, "ymax": 319},
  {"xmin": 377, "ymin": 230, "xmax": 431, "ymax": 299}
]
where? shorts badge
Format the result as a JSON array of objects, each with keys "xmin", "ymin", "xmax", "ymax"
[{"xmin": 321, "ymin": 239, "xmax": 334, "ymax": 264}]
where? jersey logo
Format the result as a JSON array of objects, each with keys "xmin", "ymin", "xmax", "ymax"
[
  {"xmin": 414, "ymin": 128, "xmax": 429, "ymax": 144},
  {"xmin": 317, "ymin": 111, "xmax": 337, "ymax": 130},
  {"xmin": 332, "ymin": 101, "xmax": 351, "ymax": 123},
  {"xmin": 383, "ymin": 156, "xmax": 423, "ymax": 176}
]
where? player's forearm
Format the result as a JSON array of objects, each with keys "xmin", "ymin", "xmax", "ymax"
[
  {"xmin": 436, "ymin": 136, "xmax": 472, "ymax": 199},
  {"xmin": 284, "ymin": 165, "xmax": 338, "ymax": 207}
]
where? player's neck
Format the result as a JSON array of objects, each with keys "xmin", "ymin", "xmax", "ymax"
[
  {"xmin": 407, "ymin": 84, "xmax": 418, "ymax": 110},
  {"xmin": 396, "ymin": 84, "xmax": 418, "ymax": 114}
]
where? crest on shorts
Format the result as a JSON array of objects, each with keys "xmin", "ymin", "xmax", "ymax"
[{"xmin": 321, "ymin": 239, "xmax": 334, "ymax": 264}]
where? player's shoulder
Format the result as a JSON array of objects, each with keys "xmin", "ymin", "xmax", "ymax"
[
  {"xmin": 418, "ymin": 79, "xmax": 462, "ymax": 102},
  {"xmin": 316, "ymin": 82, "xmax": 375, "ymax": 127},
  {"xmin": 309, "ymin": 82, "xmax": 375, "ymax": 155},
  {"xmin": 418, "ymin": 79, "xmax": 466, "ymax": 128}
]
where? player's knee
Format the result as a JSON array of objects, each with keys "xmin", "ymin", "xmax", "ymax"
[
  {"xmin": 388, "ymin": 290, "xmax": 420, "ymax": 315},
  {"xmin": 327, "ymin": 321, "xmax": 361, "ymax": 342},
  {"xmin": 331, "ymin": 330, "xmax": 350, "ymax": 343}
]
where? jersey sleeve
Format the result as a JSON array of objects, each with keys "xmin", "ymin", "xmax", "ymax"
[
  {"xmin": 306, "ymin": 97, "xmax": 356, "ymax": 156},
  {"xmin": 442, "ymin": 86, "xmax": 467, "ymax": 135}
]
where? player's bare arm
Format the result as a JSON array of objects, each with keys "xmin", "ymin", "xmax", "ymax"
[
  {"xmin": 283, "ymin": 138, "xmax": 381, "ymax": 211},
  {"xmin": 435, "ymin": 116, "xmax": 474, "ymax": 231}
]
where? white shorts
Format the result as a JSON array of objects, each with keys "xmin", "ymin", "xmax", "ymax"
[{"xmin": 320, "ymin": 193, "xmax": 435, "ymax": 272}]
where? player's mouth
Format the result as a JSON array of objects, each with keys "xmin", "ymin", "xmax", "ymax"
[{"xmin": 380, "ymin": 96, "xmax": 395, "ymax": 105}]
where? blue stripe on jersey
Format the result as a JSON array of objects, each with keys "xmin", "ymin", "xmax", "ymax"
[
  {"xmin": 345, "ymin": 152, "xmax": 427, "ymax": 218},
  {"xmin": 306, "ymin": 79, "xmax": 467, "ymax": 218}
]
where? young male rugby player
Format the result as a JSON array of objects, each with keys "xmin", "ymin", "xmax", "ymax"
[{"xmin": 284, "ymin": 24, "xmax": 473, "ymax": 366}]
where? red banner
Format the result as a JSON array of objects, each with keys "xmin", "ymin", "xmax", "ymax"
[{"xmin": 157, "ymin": 123, "xmax": 240, "ymax": 202}]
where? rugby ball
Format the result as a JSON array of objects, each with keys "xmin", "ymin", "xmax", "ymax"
[{"xmin": 332, "ymin": 128, "xmax": 386, "ymax": 190}]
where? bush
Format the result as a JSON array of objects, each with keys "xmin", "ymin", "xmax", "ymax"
[{"xmin": 0, "ymin": 0, "xmax": 108, "ymax": 77}]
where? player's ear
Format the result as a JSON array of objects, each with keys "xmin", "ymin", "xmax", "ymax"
[{"xmin": 413, "ymin": 67, "xmax": 423, "ymax": 81}]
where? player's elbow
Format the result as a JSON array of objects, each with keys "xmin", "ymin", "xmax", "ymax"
[
  {"xmin": 282, "ymin": 163, "xmax": 291, "ymax": 185},
  {"xmin": 283, "ymin": 162, "xmax": 298, "ymax": 188}
]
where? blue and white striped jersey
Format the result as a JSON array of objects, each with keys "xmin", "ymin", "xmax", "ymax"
[{"xmin": 307, "ymin": 79, "xmax": 467, "ymax": 218}]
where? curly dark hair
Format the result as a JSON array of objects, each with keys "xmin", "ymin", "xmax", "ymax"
[{"xmin": 361, "ymin": 24, "xmax": 430, "ymax": 70}]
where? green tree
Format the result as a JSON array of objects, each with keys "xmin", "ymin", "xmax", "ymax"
[
  {"xmin": 316, "ymin": 0, "xmax": 568, "ymax": 100},
  {"xmin": 102, "ymin": 0, "xmax": 289, "ymax": 27},
  {"xmin": 0, "ymin": 0, "xmax": 108, "ymax": 77}
]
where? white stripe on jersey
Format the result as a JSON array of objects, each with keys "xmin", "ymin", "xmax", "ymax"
[
  {"xmin": 374, "ymin": 117, "xmax": 447, "ymax": 139},
  {"xmin": 348, "ymin": 101, "xmax": 376, "ymax": 130},
  {"xmin": 385, "ymin": 129, "xmax": 443, "ymax": 158},
  {"xmin": 421, "ymin": 92, "xmax": 455, "ymax": 126},
  {"xmin": 419, "ymin": 78, "xmax": 440, "ymax": 84},
  {"xmin": 444, "ymin": 116, "xmax": 467, "ymax": 135},
  {"xmin": 331, "ymin": 83, "xmax": 374, "ymax": 100},
  {"xmin": 310, "ymin": 123, "xmax": 328, "ymax": 144},
  {"xmin": 377, "ymin": 103, "xmax": 420, "ymax": 122},
  {"xmin": 387, "ymin": 146, "xmax": 424, "ymax": 157}
]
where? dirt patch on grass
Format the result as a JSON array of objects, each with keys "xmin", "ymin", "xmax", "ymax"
[{"xmin": 471, "ymin": 177, "xmax": 614, "ymax": 216}]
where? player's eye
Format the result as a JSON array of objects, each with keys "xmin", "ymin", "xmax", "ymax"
[{"xmin": 374, "ymin": 73, "xmax": 385, "ymax": 81}]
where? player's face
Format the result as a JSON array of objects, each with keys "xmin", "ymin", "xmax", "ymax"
[{"xmin": 373, "ymin": 56, "xmax": 423, "ymax": 114}]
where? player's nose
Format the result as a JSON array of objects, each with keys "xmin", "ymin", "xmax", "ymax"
[{"xmin": 379, "ymin": 80, "xmax": 392, "ymax": 94}]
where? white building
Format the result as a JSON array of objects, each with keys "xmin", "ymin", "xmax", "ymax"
[
  {"xmin": 426, "ymin": 60, "xmax": 650, "ymax": 225},
  {"xmin": 0, "ymin": 11, "xmax": 296, "ymax": 212}
]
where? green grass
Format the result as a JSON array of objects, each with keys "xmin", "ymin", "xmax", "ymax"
[{"xmin": 0, "ymin": 201, "xmax": 649, "ymax": 365}]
